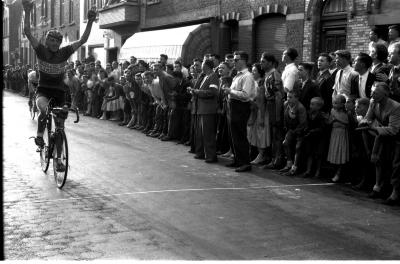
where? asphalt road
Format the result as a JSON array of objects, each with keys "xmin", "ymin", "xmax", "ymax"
[{"xmin": 3, "ymin": 90, "xmax": 400, "ymax": 260}]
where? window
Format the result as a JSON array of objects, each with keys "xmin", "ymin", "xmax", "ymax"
[
  {"xmin": 41, "ymin": 0, "xmax": 48, "ymax": 19},
  {"xmin": 320, "ymin": 0, "xmax": 347, "ymax": 53},
  {"xmin": 31, "ymin": 4, "xmax": 37, "ymax": 26},
  {"xmin": 60, "ymin": 0, "xmax": 65, "ymax": 26},
  {"xmin": 69, "ymin": 0, "xmax": 74, "ymax": 23},
  {"xmin": 50, "ymin": 0, "xmax": 55, "ymax": 27},
  {"xmin": 84, "ymin": 0, "xmax": 103, "ymax": 20}
]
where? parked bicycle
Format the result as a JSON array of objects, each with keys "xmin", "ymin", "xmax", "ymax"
[{"xmin": 37, "ymin": 98, "xmax": 79, "ymax": 189}]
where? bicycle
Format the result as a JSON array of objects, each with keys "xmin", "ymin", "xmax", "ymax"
[{"xmin": 38, "ymin": 98, "xmax": 79, "ymax": 189}]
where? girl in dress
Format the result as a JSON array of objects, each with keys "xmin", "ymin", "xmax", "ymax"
[
  {"xmin": 248, "ymin": 63, "xmax": 269, "ymax": 164},
  {"xmin": 327, "ymin": 94, "xmax": 350, "ymax": 182},
  {"xmin": 99, "ymin": 76, "xmax": 120, "ymax": 120}
]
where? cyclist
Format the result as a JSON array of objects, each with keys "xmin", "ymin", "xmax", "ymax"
[
  {"xmin": 27, "ymin": 64, "xmax": 39, "ymax": 112},
  {"xmin": 22, "ymin": 0, "xmax": 97, "ymax": 171}
]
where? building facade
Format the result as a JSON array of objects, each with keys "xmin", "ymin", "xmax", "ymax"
[
  {"xmin": 97, "ymin": 0, "xmax": 400, "ymax": 66},
  {"xmin": 13, "ymin": 0, "xmax": 82, "ymax": 66},
  {"xmin": 4, "ymin": 0, "xmax": 23, "ymax": 66},
  {"xmin": 3, "ymin": 2, "xmax": 10, "ymax": 65},
  {"xmin": 8, "ymin": 0, "xmax": 400, "ymax": 67}
]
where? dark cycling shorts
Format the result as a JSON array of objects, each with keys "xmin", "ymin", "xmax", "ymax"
[{"xmin": 36, "ymin": 87, "xmax": 70, "ymax": 107}]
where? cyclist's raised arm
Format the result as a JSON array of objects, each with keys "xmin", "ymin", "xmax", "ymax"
[
  {"xmin": 70, "ymin": 7, "xmax": 98, "ymax": 52},
  {"xmin": 22, "ymin": 0, "xmax": 39, "ymax": 49}
]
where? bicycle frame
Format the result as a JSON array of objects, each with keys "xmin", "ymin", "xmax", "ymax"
[{"xmin": 39, "ymin": 97, "xmax": 79, "ymax": 189}]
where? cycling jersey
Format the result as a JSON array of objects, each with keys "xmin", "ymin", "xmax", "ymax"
[{"xmin": 33, "ymin": 43, "xmax": 75, "ymax": 91}]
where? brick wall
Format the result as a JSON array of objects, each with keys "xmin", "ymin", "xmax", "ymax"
[
  {"xmin": 221, "ymin": 0, "xmax": 304, "ymax": 20},
  {"xmin": 346, "ymin": 0, "xmax": 370, "ymax": 59},
  {"xmin": 238, "ymin": 22, "xmax": 254, "ymax": 60},
  {"xmin": 286, "ymin": 19, "xmax": 304, "ymax": 61}
]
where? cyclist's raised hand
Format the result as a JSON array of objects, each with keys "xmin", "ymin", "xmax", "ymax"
[{"xmin": 87, "ymin": 6, "xmax": 98, "ymax": 23}]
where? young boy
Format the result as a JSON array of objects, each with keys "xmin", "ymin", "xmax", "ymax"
[
  {"xmin": 280, "ymin": 89, "xmax": 307, "ymax": 175},
  {"xmin": 298, "ymin": 97, "xmax": 326, "ymax": 178}
]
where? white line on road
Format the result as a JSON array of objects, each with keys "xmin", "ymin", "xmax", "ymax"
[{"xmin": 4, "ymin": 183, "xmax": 335, "ymax": 205}]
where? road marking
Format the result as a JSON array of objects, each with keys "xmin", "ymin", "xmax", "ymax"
[{"xmin": 4, "ymin": 183, "xmax": 335, "ymax": 204}]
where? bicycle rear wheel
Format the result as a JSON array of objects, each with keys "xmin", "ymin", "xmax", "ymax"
[
  {"xmin": 52, "ymin": 130, "xmax": 68, "ymax": 189},
  {"xmin": 40, "ymin": 119, "xmax": 51, "ymax": 172}
]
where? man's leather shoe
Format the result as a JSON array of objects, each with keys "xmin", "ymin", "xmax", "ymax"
[
  {"xmin": 150, "ymin": 133, "xmax": 160, "ymax": 138},
  {"xmin": 188, "ymin": 149, "xmax": 195, "ymax": 154},
  {"xmin": 382, "ymin": 198, "xmax": 400, "ymax": 206},
  {"xmin": 194, "ymin": 155, "xmax": 205, "ymax": 159},
  {"xmin": 235, "ymin": 164, "xmax": 252, "ymax": 172},
  {"xmin": 161, "ymin": 136, "xmax": 172, "ymax": 141},
  {"xmin": 205, "ymin": 158, "xmax": 218, "ymax": 163},
  {"xmin": 184, "ymin": 141, "xmax": 191, "ymax": 146},
  {"xmin": 368, "ymin": 190, "xmax": 382, "ymax": 199},
  {"xmin": 225, "ymin": 162, "xmax": 241, "ymax": 168}
]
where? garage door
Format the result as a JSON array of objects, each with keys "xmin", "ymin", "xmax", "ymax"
[{"xmin": 255, "ymin": 14, "xmax": 287, "ymax": 63}]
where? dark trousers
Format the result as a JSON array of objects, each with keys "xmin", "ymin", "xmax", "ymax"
[
  {"xmin": 190, "ymin": 114, "xmax": 197, "ymax": 152},
  {"xmin": 229, "ymin": 99, "xmax": 251, "ymax": 165},
  {"xmin": 139, "ymin": 103, "xmax": 148, "ymax": 128},
  {"xmin": 195, "ymin": 114, "xmax": 217, "ymax": 160},
  {"xmin": 167, "ymin": 108, "xmax": 181, "ymax": 139},
  {"xmin": 153, "ymin": 104, "xmax": 164, "ymax": 133},
  {"xmin": 216, "ymin": 112, "xmax": 231, "ymax": 154},
  {"xmin": 180, "ymin": 109, "xmax": 191, "ymax": 143},
  {"xmin": 146, "ymin": 104, "xmax": 155, "ymax": 130},
  {"xmin": 391, "ymin": 142, "xmax": 400, "ymax": 194},
  {"xmin": 161, "ymin": 106, "xmax": 169, "ymax": 135}
]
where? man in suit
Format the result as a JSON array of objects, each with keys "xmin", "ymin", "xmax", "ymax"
[
  {"xmin": 188, "ymin": 59, "xmax": 219, "ymax": 163},
  {"xmin": 317, "ymin": 53, "xmax": 334, "ymax": 113},
  {"xmin": 298, "ymin": 62, "xmax": 320, "ymax": 110},
  {"xmin": 353, "ymin": 52, "xmax": 377, "ymax": 98},
  {"xmin": 364, "ymin": 82, "xmax": 400, "ymax": 206},
  {"xmin": 223, "ymin": 51, "xmax": 256, "ymax": 172}
]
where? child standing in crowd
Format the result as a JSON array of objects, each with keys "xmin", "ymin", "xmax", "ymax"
[
  {"xmin": 248, "ymin": 63, "xmax": 269, "ymax": 165},
  {"xmin": 327, "ymin": 94, "xmax": 350, "ymax": 183},
  {"xmin": 299, "ymin": 97, "xmax": 326, "ymax": 178},
  {"xmin": 280, "ymin": 89, "xmax": 307, "ymax": 175},
  {"xmin": 100, "ymin": 76, "xmax": 120, "ymax": 120}
]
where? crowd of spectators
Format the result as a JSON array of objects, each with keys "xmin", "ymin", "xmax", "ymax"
[{"xmin": 4, "ymin": 24, "xmax": 400, "ymax": 206}]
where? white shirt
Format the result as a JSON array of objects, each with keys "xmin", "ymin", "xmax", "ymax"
[
  {"xmin": 281, "ymin": 62, "xmax": 299, "ymax": 93},
  {"xmin": 358, "ymin": 71, "xmax": 369, "ymax": 98},
  {"xmin": 332, "ymin": 65, "xmax": 358, "ymax": 99},
  {"xmin": 229, "ymin": 68, "xmax": 256, "ymax": 102}
]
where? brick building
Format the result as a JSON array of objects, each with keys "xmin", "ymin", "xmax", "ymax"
[
  {"xmin": 303, "ymin": 0, "xmax": 400, "ymax": 62},
  {"xmin": 3, "ymin": 0, "xmax": 23, "ymax": 66},
  {"xmin": 96, "ymin": 0, "xmax": 400, "ymax": 67},
  {"xmin": 3, "ymin": 2, "xmax": 10, "ymax": 65},
  {"xmin": 8, "ymin": 0, "xmax": 400, "ymax": 67}
]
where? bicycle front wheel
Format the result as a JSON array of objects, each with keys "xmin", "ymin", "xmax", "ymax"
[
  {"xmin": 52, "ymin": 130, "xmax": 68, "ymax": 189},
  {"xmin": 40, "ymin": 120, "xmax": 51, "ymax": 172}
]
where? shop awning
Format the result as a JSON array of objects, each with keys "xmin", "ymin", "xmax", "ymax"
[{"xmin": 118, "ymin": 24, "xmax": 201, "ymax": 63}]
